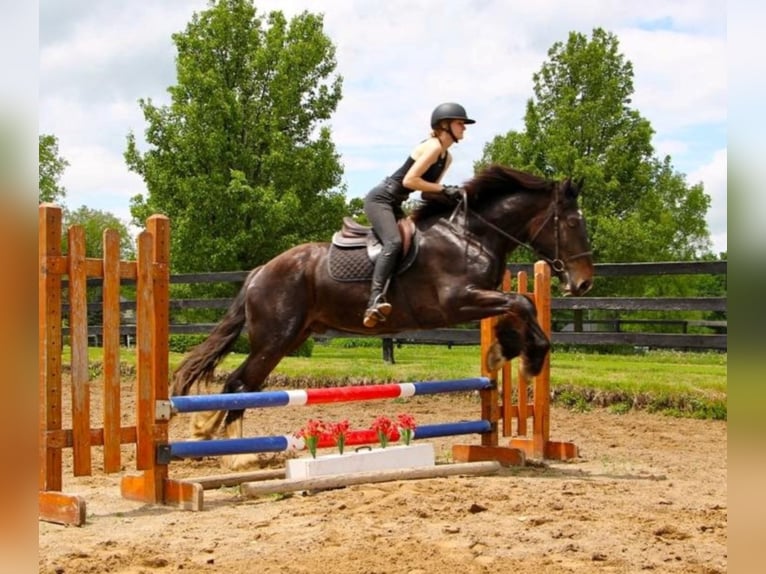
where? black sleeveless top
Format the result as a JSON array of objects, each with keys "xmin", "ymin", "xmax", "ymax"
[{"xmin": 389, "ymin": 151, "xmax": 448, "ymax": 193}]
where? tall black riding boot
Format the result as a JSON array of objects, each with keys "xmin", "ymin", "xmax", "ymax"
[{"xmin": 363, "ymin": 245, "xmax": 400, "ymax": 328}]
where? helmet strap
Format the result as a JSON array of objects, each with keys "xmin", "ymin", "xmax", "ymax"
[
  {"xmin": 448, "ymin": 125, "xmax": 459, "ymax": 144},
  {"xmin": 438, "ymin": 121, "xmax": 459, "ymax": 145}
]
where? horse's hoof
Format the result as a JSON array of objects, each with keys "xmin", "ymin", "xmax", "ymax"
[
  {"xmin": 222, "ymin": 453, "xmax": 259, "ymax": 470},
  {"xmin": 485, "ymin": 341, "xmax": 504, "ymax": 372}
]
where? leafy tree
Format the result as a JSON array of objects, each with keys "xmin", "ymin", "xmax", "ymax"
[
  {"xmin": 347, "ymin": 197, "xmax": 366, "ymax": 222},
  {"xmin": 478, "ymin": 28, "xmax": 712, "ymax": 268},
  {"xmin": 63, "ymin": 206, "xmax": 135, "ymax": 259},
  {"xmin": 39, "ymin": 134, "xmax": 68, "ymax": 204},
  {"xmin": 126, "ymin": 0, "xmax": 346, "ymax": 273}
]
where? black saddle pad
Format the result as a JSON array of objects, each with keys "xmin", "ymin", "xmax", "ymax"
[
  {"xmin": 328, "ymin": 244, "xmax": 375, "ymax": 282},
  {"xmin": 327, "ymin": 241, "xmax": 419, "ymax": 283}
]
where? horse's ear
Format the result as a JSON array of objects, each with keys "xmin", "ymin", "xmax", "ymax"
[{"xmin": 563, "ymin": 176, "xmax": 584, "ymax": 199}]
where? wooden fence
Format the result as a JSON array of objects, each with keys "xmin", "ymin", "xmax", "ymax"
[{"xmin": 64, "ymin": 260, "xmax": 727, "ymax": 358}]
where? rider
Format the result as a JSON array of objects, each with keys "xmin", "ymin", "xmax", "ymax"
[{"xmin": 362, "ymin": 102, "xmax": 475, "ymax": 328}]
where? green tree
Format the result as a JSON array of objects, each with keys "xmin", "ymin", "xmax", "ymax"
[
  {"xmin": 63, "ymin": 206, "xmax": 135, "ymax": 259},
  {"xmin": 126, "ymin": 0, "xmax": 346, "ymax": 273},
  {"xmin": 39, "ymin": 134, "xmax": 68, "ymax": 204},
  {"xmin": 478, "ymin": 28, "xmax": 712, "ymax": 266}
]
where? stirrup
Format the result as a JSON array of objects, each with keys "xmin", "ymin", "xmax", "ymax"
[{"xmin": 362, "ymin": 301, "xmax": 393, "ymax": 328}]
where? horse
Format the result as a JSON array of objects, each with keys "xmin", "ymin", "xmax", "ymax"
[{"xmin": 172, "ymin": 164, "xmax": 594, "ymax": 467}]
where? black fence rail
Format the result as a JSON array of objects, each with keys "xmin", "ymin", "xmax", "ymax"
[{"xmin": 65, "ymin": 261, "xmax": 727, "ymax": 357}]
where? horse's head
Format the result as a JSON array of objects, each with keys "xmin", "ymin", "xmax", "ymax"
[
  {"xmin": 527, "ymin": 177, "xmax": 594, "ymax": 296},
  {"xmin": 416, "ymin": 164, "xmax": 594, "ymax": 295}
]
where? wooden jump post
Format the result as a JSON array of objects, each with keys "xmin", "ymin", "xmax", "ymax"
[
  {"xmin": 475, "ymin": 265, "xmax": 579, "ymax": 461},
  {"xmin": 38, "ymin": 204, "xmax": 575, "ymax": 527},
  {"xmin": 38, "ymin": 203, "xmax": 185, "ymax": 526}
]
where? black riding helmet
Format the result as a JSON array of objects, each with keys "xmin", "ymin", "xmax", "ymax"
[
  {"xmin": 431, "ymin": 102, "xmax": 475, "ymax": 144},
  {"xmin": 430, "ymin": 102, "xmax": 476, "ymax": 129}
]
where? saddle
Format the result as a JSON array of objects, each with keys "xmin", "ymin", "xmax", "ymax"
[{"xmin": 328, "ymin": 217, "xmax": 419, "ymax": 282}]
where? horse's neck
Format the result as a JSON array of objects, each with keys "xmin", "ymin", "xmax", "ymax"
[{"xmin": 467, "ymin": 195, "xmax": 537, "ymax": 254}]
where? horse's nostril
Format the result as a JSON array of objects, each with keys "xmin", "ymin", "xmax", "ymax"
[{"xmin": 579, "ymin": 280, "xmax": 592, "ymax": 295}]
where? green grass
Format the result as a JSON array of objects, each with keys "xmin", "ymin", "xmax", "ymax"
[{"xmin": 62, "ymin": 341, "xmax": 727, "ymax": 420}]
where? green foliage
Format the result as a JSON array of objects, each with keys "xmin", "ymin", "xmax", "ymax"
[
  {"xmin": 39, "ymin": 134, "xmax": 68, "ymax": 204},
  {"xmin": 321, "ymin": 337, "xmax": 381, "ymax": 349},
  {"xmin": 478, "ymin": 28, "xmax": 713, "ymax": 264},
  {"xmin": 63, "ymin": 206, "xmax": 135, "ymax": 259},
  {"xmin": 68, "ymin": 343, "xmax": 726, "ymax": 420},
  {"xmin": 168, "ymin": 334, "xmax": 208, "ymax": 353},
  {"xmin": 169, "ymin": 333, "xmax": 251, "ymax": 354},
  {"xmin": 126, "ymin": 0, "xmax": 346, "ymax": 273},
  {"xmin": 289, "ymin": 338, "xmax": 314, "ymax": 358}
]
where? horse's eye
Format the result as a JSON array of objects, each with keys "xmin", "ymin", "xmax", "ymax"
[{"xmin": 566, "ymin": 215, "xmax": 580, "ymax": 228}]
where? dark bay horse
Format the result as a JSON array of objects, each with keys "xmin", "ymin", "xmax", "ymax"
[{"xmin": 172, "ymin": 164, "xmax": 594, "ymax": 463}]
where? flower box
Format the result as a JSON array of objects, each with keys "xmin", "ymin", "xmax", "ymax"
[{"xmin": 286, "ymin": 443, "xmax": 435, "ymax": 480}]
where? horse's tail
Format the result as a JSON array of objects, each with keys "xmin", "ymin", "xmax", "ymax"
[{"xmin": 171, "ymin": 266, "xmax": 262, "ymax": 396}]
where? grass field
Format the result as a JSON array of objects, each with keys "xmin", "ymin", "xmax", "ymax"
[{"xmin": 69, "ymin": 340, "xmax": 727, "ymax": 420}]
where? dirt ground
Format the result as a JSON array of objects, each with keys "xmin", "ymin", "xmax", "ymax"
[{"xmin": 39, "ymin": 382, "xmax": 727, "ymax": 574}]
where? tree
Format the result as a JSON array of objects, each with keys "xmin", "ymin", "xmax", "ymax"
[
  {"xmin": 63, "ymin": 206, "xmax": 135, "ymax": 260},
  {"xmin": 39, "ymin": 134, "xmax": 68, "ymax": 204},
  {"xmin": 478, "ymin": 28, "xmax": 712, "ymax": 266},
  {"xmin": 126, "ymin": 0, "xmax": 347, "ymax": 273}
]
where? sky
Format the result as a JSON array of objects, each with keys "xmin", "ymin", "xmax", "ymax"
[{"xmin": 38, "ymin": 0, "xmax": 727, "ymax": 254}]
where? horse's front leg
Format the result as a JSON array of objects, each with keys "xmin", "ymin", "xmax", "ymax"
[{"xmin": 457, "ymin": 287, "xmax": 550, "ymax": 378}]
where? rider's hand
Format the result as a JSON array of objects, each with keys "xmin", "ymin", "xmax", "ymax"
[{"xmin": 442, "ymin": 185, "xmax": 463, "ymax": 201}]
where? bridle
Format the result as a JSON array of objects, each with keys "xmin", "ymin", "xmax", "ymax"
[{"xmin": 451, "ymin": 184, "xmax": 592, "ymax": 274}]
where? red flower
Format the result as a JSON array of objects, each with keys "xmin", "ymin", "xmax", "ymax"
[
  {"xmin": 396, "ymin": 414, "xmax": 417, "ymax": 445},
  {"xmin": 330, "ymin": 420, "xmax": 350, "ymax": 454},
  {"xmin": 371, "ymin": 416, "xmax": 395, "ymax": 448},
  {"xmin": 296, "ymin": 419, "xmax": 326, "ymax": 458},
  {"xmin": 396, "ymin": 413, "xmax": 416, "ymax": 430}
]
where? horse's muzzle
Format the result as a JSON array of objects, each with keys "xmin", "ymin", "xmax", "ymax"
[{"xmin": 562, "ymin": 276, "xmax": 593, "ymax": 297}]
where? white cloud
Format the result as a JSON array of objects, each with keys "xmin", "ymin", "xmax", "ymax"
[
  {"xmin": 688, "ymin": 149, "xmax": 727, "ymax": 254},
  {"xmin": 39, "ymin": 0, "xmax": 727, "ymax": 255}
]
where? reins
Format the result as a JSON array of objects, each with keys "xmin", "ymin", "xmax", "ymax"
[{"xmin": 448, "ymin": 185, "xmax": 592, "ymax": 273}]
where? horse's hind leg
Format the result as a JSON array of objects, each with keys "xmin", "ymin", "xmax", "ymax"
[
  {"xmin": 218, "ymin": 332, "xmax": 312, "ymax": 470},
  {"xmin": 188, "ymin": 359, "xmax": 251, "ymax": 440},
  {"xmin": 191, "ymin": 410, "xmax": 226, "ymax": 440}
]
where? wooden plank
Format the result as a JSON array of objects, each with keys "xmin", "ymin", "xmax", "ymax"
[
  {"xmin": 452, "ymin": 445, "xmax": 525, "ymax": 467},
  {"xmin": 533, "ymin": 262, "xmax": 551, "ymax": 459},
  {"xmin": 170, "ymin": 270, "xmax": 250, "ymax": 284},
  {"xmin": 241, "ymin": 462, "xmax": 502, "ymax": 498},
  {"xmin": 500, "ymin": 270, "xmax": 512, "ymax": 437},
  {"xmin": 147, "ymin": 215, "xmax": 171, "ymax": 501},
  {"xmin": 507, "ymin": 261, "xmax": 727, "ymax": 277},
  {"xmin": 39, "ymin": 204, "xmax": 64, "ymax": 492},
  {"xmin": 45, "ymin": 426, "xmax": 137, "ymax": 449},
  {"xmin": 167, "ymin": 262, "xmax": 726, "ymax": 285},
  {"xmin": 68, "ymin": 225, "xmax": 92, "ymax": 476},
  {"xmin": 39, "ymin": 491, "xmax": 87, "ymax": 527},
  {"xmin": 182, "ymin": 469, "xmax": 286, "ymax": 490},
  {"xmin": 164, "ymin": 479, "xmax": 204, "ymax": 511},
  {"xmin": 135, "ymin": 231, "xmax": 154, "ymax": 471},
  {"xmin": 551, "ymin": 332, "xmax": 727, "ymax": 349},
  {"xmin": 509, "ymin": 438, "xmax": 579, "ymax": 461},
  {"xmin": 516, "ymin": 271, "xmax": 528, "ymax": 437},
  {"xmin": 551, "ymin": 297, "xmax": 726, "ymax": 312},
  {"xmin": 102, "ymin": 229, "xmax": 122, "ymax": 473},
  {"xmin": 479, "ymin": 386, "xmax": 499, "ymax": 447}
]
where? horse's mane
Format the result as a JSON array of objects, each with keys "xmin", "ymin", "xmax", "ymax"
[{"xmin": 410, "ymin": 164, "xmax": 555, "ymax": 222}]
